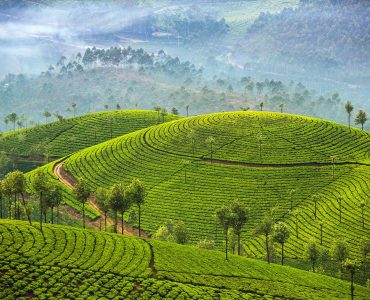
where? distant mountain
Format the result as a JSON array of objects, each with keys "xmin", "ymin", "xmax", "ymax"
[{"xmin": 241, "ymin": 0, "xmax": 370, "ymax": 78}]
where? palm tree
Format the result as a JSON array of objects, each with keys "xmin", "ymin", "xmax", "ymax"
[
  {"xmin": 71, "ymin": 103, "xmax": 77, "ymax": 116},
  {"xmin": 30, "ymin": 170, "xmax": 49, "ymax": 231},
  {"xmin": 312, "ymin": 194, "xmax": 320, "ymax": 219},
  {"xmin": 154, "ymin": 106, "xmax": 161, "ymax": 123},
  {"xmin": 118, "ymin": 185, "xmax": 131, "ymax": 235},
  {"xmin": 279, "ymin": 103, "xmax": 284, "ymax": 113},
  {"xmin": 355, "ymin": 110, "xmax": 368, "ymax": 130},
  {"xmin": 230, "ymin": 200, "xmax": 248, "ymax": 255},
  {"xmin": 185, "ymin": 104, "xmax": 189, "ymax": 117},
  {"xmin": 74, "ymin": 178, "xmax": 91, "ymax": 229},
  {"xmin": 359, "ymin": 200, "xmax": 367, "ymax": 229},
  {"xmin": 255, "ymin": 213, "xmax": 274, "ymax": 263},
  {"xmin": 43, "ymin": 111, "xmax": 52, "ymax": 123},
  {"xmin": 345, "ymin": 101, "xmax": 354, "ymax": 129},
  {"xmin": 7, "ymin": 113, "xmax": 18, "ymax": 131},
  {"xmin": 291, "ymin": 208, "xmax": 301, "ymax": 238},
  {"xmin": 45, "ymin": 185, "xmax": 62, "ymax": 224},
  {"xmin": 337, "ymin": 196, "xmax": 343, "ymax": 223},
  {"xmin": 259, "ymin": 102, "xmax": 264, "ymax": 111},
  {"xmin": 206, "ymin": 136, "xmax": 215, "ymax": 162}
]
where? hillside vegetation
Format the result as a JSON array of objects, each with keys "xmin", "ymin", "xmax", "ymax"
[
  {"xmin": 32, "ymin": 111, "xmax": 370, "ymax": 261},
  {"xmin": 0, "ymin": 110, "xmax": 181, "ymax": 158},
  {"xmin": 1, "ymin": 220, "xmax": 368, "ymax": 299}
]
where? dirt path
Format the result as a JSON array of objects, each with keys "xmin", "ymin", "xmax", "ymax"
[{"xmin": 53, "ymin": 161, "xmax": 148, "ymax": 237}]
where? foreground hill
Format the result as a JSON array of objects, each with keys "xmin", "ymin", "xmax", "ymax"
[
  {"xmin": 33, "ymin": 111, "xmax": 370, "ymax": 261},
  {"xmin": 1, "ymin": 220, "xmax": 368, "ymax": 299},
  {"xmin": 0, "ymin": 110, "xmax": 181, "ymax": 158}
]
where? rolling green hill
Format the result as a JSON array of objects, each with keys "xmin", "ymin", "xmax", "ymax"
[
  {"xmin": 31, "ymin": 111, "xmax": 370, "ymax": 262},
  {"xmin": 0, "ymin": 110, "xmax": 181, "ymax": 158},
  {"xmin": 1, "ymin": 220, "xmax": 368, "ymax": 299}
]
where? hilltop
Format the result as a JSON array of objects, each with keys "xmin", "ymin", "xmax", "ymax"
[
  {"xmin": 1, "ymin": 220, "xmax": 368, "ymax": 299},
  {"xmin": 29, "ymin": 111, "xmax": 370, "ymax": 263}
]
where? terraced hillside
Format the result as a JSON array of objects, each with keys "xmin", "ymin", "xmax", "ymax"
[
  {"xmin": 43, "ymin": 111, "xmax": 369, "ymax": 261},
  {"xmin": 0, "ymin": 110, "xmax": 180, "ymax": 158},
  {"xmin": 1, "ymin": 220, "xmax": 368, "ymax": 299}
]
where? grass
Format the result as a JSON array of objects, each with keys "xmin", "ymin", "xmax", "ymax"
[
  {"xmin": 50, "ymin": 111, "xmax": 370, "ymax": 262},
  {"xmin": 0, "ymin": 219, "xmax": 369, "ymax": 299},
  {"xmin": 0, "ymin": 110, "xmax": 181, "ymax": 158}
]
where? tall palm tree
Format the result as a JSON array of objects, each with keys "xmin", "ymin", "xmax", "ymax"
[{"xmin": 345, "ymin": 101, "xmax": 354, "ymax": 129}]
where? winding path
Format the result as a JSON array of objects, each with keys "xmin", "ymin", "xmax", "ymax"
[{"xmin": 53, "ymin": 160, "xmax": 147, "ymax": 237}]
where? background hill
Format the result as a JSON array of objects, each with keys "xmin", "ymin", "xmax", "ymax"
[{"xmin": 1, "ymin": 220, "xmax": 368, "ymax": 299}]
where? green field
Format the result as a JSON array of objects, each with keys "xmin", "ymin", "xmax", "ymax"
[
  {"xmin": 27, "ymin": 111, "xmax": 369, "ymax": 262},
  {"xmin": 0, "ymin": 110, "xmax": 181, "ymax": 158},
  {"xmin": 1, "ymin": 220, "xmax": 368, "ymax": 299}
]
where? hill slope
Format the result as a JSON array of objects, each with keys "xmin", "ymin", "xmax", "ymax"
[
  {"xmin": 0, "ymin": 110, "xmax": 181, "ymax": 158},
  {"xmin": 35, "ymin": 111, "xmax": 370, "ymax": 260},
  {"xmin": 1, "ymin": 220, "xmax": 368, "ymax": 299}
]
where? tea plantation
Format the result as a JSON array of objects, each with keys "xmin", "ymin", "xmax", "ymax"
[
  {"xmin": 0, "ymin": 110, "xmax": 180, "ymax": 158},
  {"xmin": 52, "ymin": 111, "xmax": 370, "ymax": 259},
  {"xmin": 1, "ymin": 220, "xmax": 369, "ymax": 299}
]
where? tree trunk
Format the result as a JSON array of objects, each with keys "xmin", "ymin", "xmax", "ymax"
[
  {"xmin": 8, "ymin": 199, "xmax": 11, "ymax": 219},
  {"xmin": 14, "ymin": 194, "xmax": 17, "ymax": 219},
  {"xmin": 51, "ymin": 207, "xmax": 54, "ymax": 224},
  {"xmin": 351, "ymin": 271, "xmax": 354, "ymax": 300},
  {"xmin": 225, "ymin": 231, "xmax": 228, "ymax": 260},
  {"xmin": 312, "ymin": 260, "xmax": 315, "ymax": 272},
  {"xmin": 265, "ymin": 233, "xmax": 270, "ymax": 264},
  {"xmin": 121, "ymin": 212, "xmax": 124, "ymax": 235},
  {"xmin": 44, "ymin": 209, "xmax": 46, "ymax": 223},
  {"xmin": 281, "ymin": 242, "xmax": 284, "ymax": 265},
  {"xmin": 82, "ymin": 201, "xmax": 85, "ymax": 229},
  {"xmin": 39, "ymin": 192, "xmax": 43, "ymax": 231},
  {"xmin": 114, "ymin": 211, "xmax": 118, "ymax": 233},
  {"xmin": 21, "ymin": 193, "xmax": 32, "ymax": 226},
  {"xmin": 104, "ymin": 211, "xmax": 107, "ymax": 231},
  {"xmin": 237, "ymin": 233, "xmax": 241, "ymax": 256},
  {"xmin": 138, "ymin": 205, "xmax": 141, "ymax": 237},
  {"xmin": 348, "ymin": 114, "xmax": 351, "ymax": 129}
]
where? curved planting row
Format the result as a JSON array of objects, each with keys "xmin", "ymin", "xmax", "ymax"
[
  {"xmin": 1, "ymin": 220, "xmax": 369, "ymax": 299},
  {"xmin": 0, "ymin": 110, "xmax": 181, "ymax": 157},
  {"xmin": 0, "ymin": 220, "xmax": 151, "ymax": 278},
  {"xmin": 57, "ymin": 112, "xmax": 370, "ymax": 258}
]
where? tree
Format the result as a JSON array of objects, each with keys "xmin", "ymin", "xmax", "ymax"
[
  {"xmin": 291, "ymin": 208, "xmax": 301, "ymax": 238},
  {"xmin": 187, "ymin": 129, "xmax": 196, "ymax": 154},
  {"xmin": 5, "ymin": 171, "xmax": 30, "ymax": 224},
  {"xmin": 182, "ymin": 160, "xmax": 190, "ymax": 183},
  {"xmin": 289, "ymin": 189, "xmax": 296, "ymax": 210},
  {"xmin": 255, "ymin": 213, "xmax": 274, "ymax": 263},
  {"xmin": 118, "ymin": 185, "xmax": 131, "ymax": 235},
  {"xmin": 7, "ymin": 113, "xmax": 18, "ymax": 131},
  {"xmin": 171, "ymin": 107, "xmax": 179, "ymax": 115},
  {"xmin": 160, "ymin": 108, "xmax": 168, "ymax": 123},
  {"xmin": 359, "ymin": 200, "xmax": 367, "ymax": 229},
  {"xmin": 355, "ymin": 110, "xmax": 368, "ymax": 130},
  {"xmin": 259, "ymin": 102, "xmax": 264, "ymax": 111},
  {"xmin": 1, "ymin": 177, "xmax": 12, "ymax": 219},
  {"xmin": 279, "ymin": 103, "xmax": 285, "ymax": 113},
  {"xmin": 109, "ymin": 184, "xmax": 123, "ymax": 233},
  {"xmin": 206, "ymin": 136, "xmax": 215, "ymax": 162},
  {"xmin": 45, "ymin": 184, "xmax": 62, "ymax": 224},
  {"xmin": 95, "ymin": 187, "xmax": 110, "ymax": 231},
  {"xmin": 343, "ymin": 259, "xmax": 361, "ymax": 300},
  {"xmin": 126, "ymin": 178, "xmax": 145, "ymax": 237},
  {"xmin": 312, "ymin": 194, "xmax": 320, "ymax": 219},
  {"xmin": 305, "ymin": 238, "xmax": 321, "ymax": 272},
  {"xmin": 154, "ymin": 106, "xmax": 161, "ymax": 123},
  {"xmin": 229, "ymin": 200, "xmax": 248, "ymax": 255},
  {"xmin": 272, "ymin": 222, "xmax": 290, "ymax": 265},
  {"xmin": 185, "ymin": 104, "xmax": 189, "ymax": 117},
  {"xmin": 71, "ymin": 103, "xmax": 77, "ymax": 116},
  {"xmin": 215, "ymin": 205, "xmax": 233, "ymax": 260},
  {"xmin": 30, "ymin": 170, "xmax": 50, "ymax": 231},
  {"xmin": 256, "ymin": 132, "xmax": 263, "ymax": 160},
  {"xmin": 174, "ymin": 221, "xmax": 187, "ymax": 244},
  {"xmin": 74, "ymin": 178, "xmax": 91, "ymax": 229},
  {"xmin": 337, "ymin": 196, "xmax": 343, "ymax": 223},
  {"xmin": 43, "ymin": 111, "xmax": 52, "ymax": 123},
  {"xmin": 345, "ymin": 101, "xmax": 354, "ymax": 129},
  {"xmin": 331, "ymin": 238, "xmax": 349, "ymax": 275}
]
